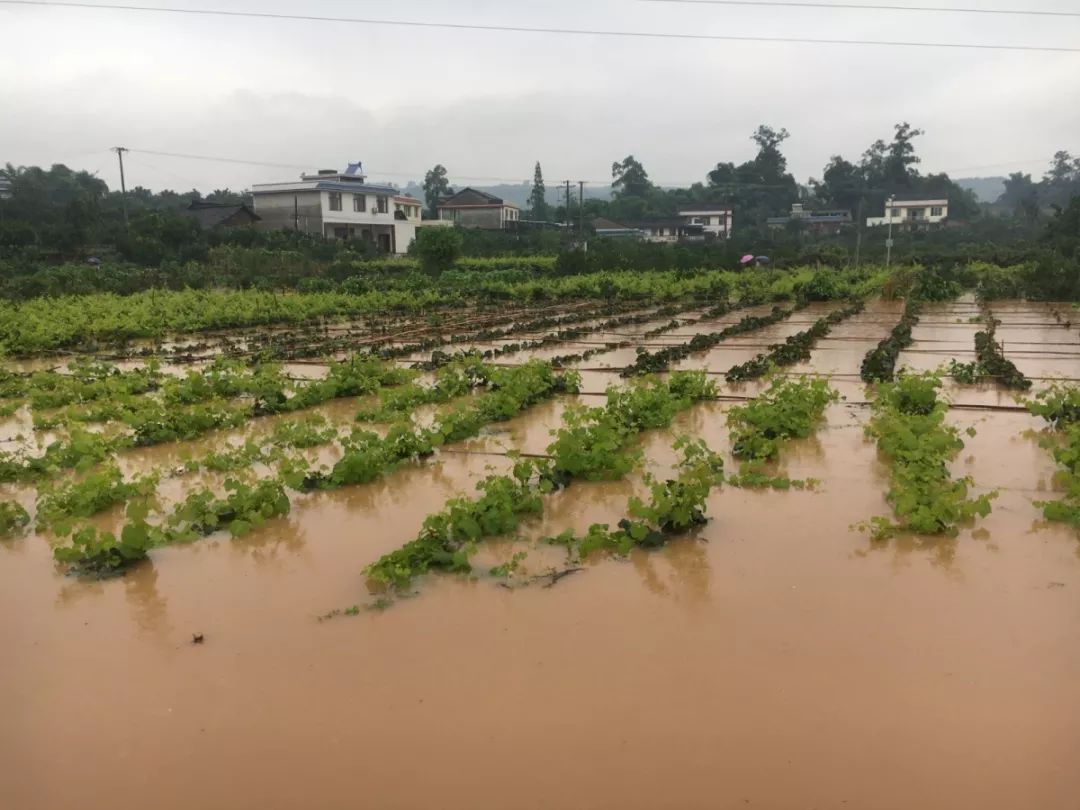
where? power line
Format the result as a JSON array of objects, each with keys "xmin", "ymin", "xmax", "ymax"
[
  {"xmin": 2, "ymin": 0, "xmax": 1078, "ymax": 53},
  {"xmin": 638, "ymin": 0, "xmax": 1080, "ymax": 19},
  {"xmin": 126, "ymin": 148, "xmax": 536, "ymax": 185},
  {"xmin": 127, "ymin": 147, "xmax": 1061, "ymax": 188},
  {"xmin": 123, "ymin": 153, "xmax": 206, "ymax": 190},
  {"xmin": 130, "ymin": 148, "xmax": 309, "ymax": 172}
]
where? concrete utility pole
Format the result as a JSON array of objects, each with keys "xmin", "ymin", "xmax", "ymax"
[
  {"xmin": 578, "ymin": 180, "xmax": 585, "ymax": 240},
  {"xmin": 885, "ymin": 194, "xmax": 895, "ymax": 267},
  {"xmin": 112, "ymin": 147, "xmax": 130, "ymax": 229},
  {"xmin": 564, "ymin": 180, "xmax": 571, "ymax": 228}
]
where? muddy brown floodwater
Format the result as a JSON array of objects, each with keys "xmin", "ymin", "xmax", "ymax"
[{"xmin": 3, "ymin": 298, "xmax": 1080, "ymax": 810}]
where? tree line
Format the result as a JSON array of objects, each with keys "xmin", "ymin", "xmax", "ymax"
[
  {"xmin": 1, "ymin": 121, "xmax": 1078, "ymax": 268},
  {"xmin": 423, "ymin": 123, "xmax": 1077, "ymax": 231}
]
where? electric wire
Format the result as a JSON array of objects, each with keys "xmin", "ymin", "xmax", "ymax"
[
  {"xmin": 638, "ymin": 0, "xmax": 1080, "ymax": 19},
  {"xmin": 1, "ymin": 0, "xmax": 1078, "ymax": 53}
]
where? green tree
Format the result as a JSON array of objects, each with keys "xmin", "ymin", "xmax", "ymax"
[
  {"xmin": 611, "ymin": 156, "xmax": 652, "ymax": 198},
  {"xmin": 860, "ymin": 122, "xmax": 923, "ymax": 194},
  {"xmin": 810, "ymin": 123, "xmax": 977, "ymax": 223},
  {"xmin": 1042, "ymin": 151, "xmax": 1080, "ymax": 206},
  {"xmin": 750, "ymin": 125, "xmax": 791, "ymax": 183},
  {"xmin": 999, "ymin": 172, "xmax": 1040, "ymax": 221},
  {"xmin": 410, "ymin": 225, "xmax": 463, "ymax": 272},
  {"xmin": 422, "ymin": 165, "xmax": 453, "ymax": 217},
  {"xmin": 884, "ymin": 122, "xmax": 923, "ymax": 188},
  {"xmin": 1044, "ymin": 194, "xmax": 1080, "ymax": 259},
  {"xmin": 809, "ymin": 156, "xmax": 865, "ymax": 212},
  {"xmin": 706, "ymin": 124, "xmax": 798, "ymax": 225},
  {"xmin": 528, "ymin": 162, "xmax": 548, "ymax": 220}
]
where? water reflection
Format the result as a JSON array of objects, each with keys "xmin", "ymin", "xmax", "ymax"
[
  {"xmin": 56, "ymin": 575, "xmax": 105, "ymax": 608},
  {"xmin": 631, "ymin": 535, "xmax": 712, "ymax": 606},
  {"xmin": 230, "ymin": 516, "xmax": 309, "ymax": 566},
  {"xmin": 786, "ymin": 433, "xmax": 826, "ymax": 465},
  {"xmin": 53, "ymin": 558, "xmax": 168, "ymax": 635},
  {"xmin": 0, "ymin": 536, "xmax": 29, "ymax": 557},
  {"xmin": 631, "ymin": 551, "xmax": 668, "ymax": 596},
  {"xmin": 123, "ymin": 564, "xmax": 170, "ymax": 635},
  {"xmin": 855, "ymin": 532, "xmax": 972, "ymax": 578}
]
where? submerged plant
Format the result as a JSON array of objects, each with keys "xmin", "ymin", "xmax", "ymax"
[
  {"xmin": 53, "ymin": 500, "xmax": 160, "ymax": 576},
  {"xmin": 0, "ymin": 501, "xmax": 30, "ymax": 538},
  {"xmin": 861, "ymin": 372, "xmax": 995, "ymax": 539},
  {"xmin": 1026, "ymin": 385, "xmax": 1080, "ymax": 527},
  {"xmin": 544, "ymin": 436, "xmax": 724, "ymax": 559},
  {"xmin": 36, "ymin": 463, "xmax": 158, "ymax": 534}
]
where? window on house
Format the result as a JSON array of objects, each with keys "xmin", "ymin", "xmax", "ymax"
[
  {"xmin": 909, "ymin": 208, "xmax": 925, "ymax": 219},
  {"xmin": 353, "ymin": 194, "xmax": 366, "ymax": 212},
  {"xmin": 891, "ymin": 208, "xmax": 901, "ymax": 218},
  {"xmin": 328, "ymin": 192, "xmax": 342, "ymax": 211},
  {"xmin": 376, "ymin": 196, "xmax": 388, "ymax": 213},
  {"xmin": 931, "ymin": 206, "xmax": 943, "ymax": 216}
]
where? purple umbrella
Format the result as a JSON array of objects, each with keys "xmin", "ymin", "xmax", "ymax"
[{"xmin": 740, "ymin": 254, "xmax": 754, "ymax": 265}]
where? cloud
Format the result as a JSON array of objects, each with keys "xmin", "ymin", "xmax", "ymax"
[{"xmin": 1, "ymin": 0, "xmax": 1076, "ymax": 192}]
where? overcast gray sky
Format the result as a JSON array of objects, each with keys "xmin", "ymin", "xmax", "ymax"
[{"xmin": 1, "ymin": 0, "xmax": 1078, "ymax": 193}]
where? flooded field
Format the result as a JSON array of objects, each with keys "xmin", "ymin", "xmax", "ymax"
[{"xmin": 3, "ymin": 296, "xmax": 1080, "ymax": 810}]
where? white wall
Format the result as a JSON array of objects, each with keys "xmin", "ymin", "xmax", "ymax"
[
  {"xmin": 394, "ymin": 222, "xmax": 417, "ymax": 253},
  {"xmin": 320, "ymin": 190, "xmax": 396, "ymax": 226},
  {"xmin": 680, "ymin": 210, "xmax": 733, "ymax": 238},
  {"xmin": 867, "ymin": 201, "xmax": 948, "ymax": 227}
]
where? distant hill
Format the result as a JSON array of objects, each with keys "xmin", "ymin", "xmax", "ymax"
[
  {"xmin": 956, "ymin": 176, "xmax": 1006, "ymax": 204},
  {"xmin": 400, "ymin": 182, "xmax": 612, "ymax": 210}
]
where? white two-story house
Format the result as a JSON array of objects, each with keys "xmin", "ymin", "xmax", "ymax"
[
  {"xmin": 677, "ymin": 206, "xmax": 734, "ymax": 239},
  {"xmin": 867, "ymin": 197, "xmax": 948, "ymax": 229},
  {"xmin": 251, "ymin": 163, "xmax": 421, "ymax": 254}
]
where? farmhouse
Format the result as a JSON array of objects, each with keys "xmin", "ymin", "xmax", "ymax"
[
  {"xmin": 592, "ymin": 206, "xmax": 734, "ymax": 243},
  {"xmin": 250, "ymin": 163, "xmax": 420, "ymax": 254},
  {"xmin": 677, "ymin": 206, "xmax": 734, "ymax": 239},
  {"xmin": 437, "ymin": 188, "xmax": 520, "ymax": 229},
  {"xmin": 185, "ymin": 201, "xmax": 260, "ymax": 229},
  {"xmin": 866, "ymin": 197, "xmax": 948, "ymax": 228},
  {"xmin": 767, "ymin": 203, "xmax": 853, "ymax": 233}
]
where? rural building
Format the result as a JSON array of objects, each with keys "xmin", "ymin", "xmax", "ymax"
[
  {"xmin": 632, "ymin": 218, "xmax": 707, "ymax": 243},
  {"xmin": 767, "ymin": 203, "xmax": 853, "ymax": 233},
  {"xmin": 437, "ymin": 188, "xmax": 520, "ymax": 229},
  {"xmin": 592, "ymin": 207, "xmax": 734, "ymax": 243},
  {"xmin": 866, "ymin": 197, "xmax": 948, "ymax": 228},
  {"xmin": 250, "ymin": 163, "xmax": 420, "ymax": 254},
  {"xmin": 677, "ymin": 206, "xmax": 734, "ymax": 239},
  {"xmin": 185, "ymin": 201, "xmax": 260, "ymax": 229},
  {"xmin": 592, "ymin": 217, "xmax": 643, "ymax": 238}
]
